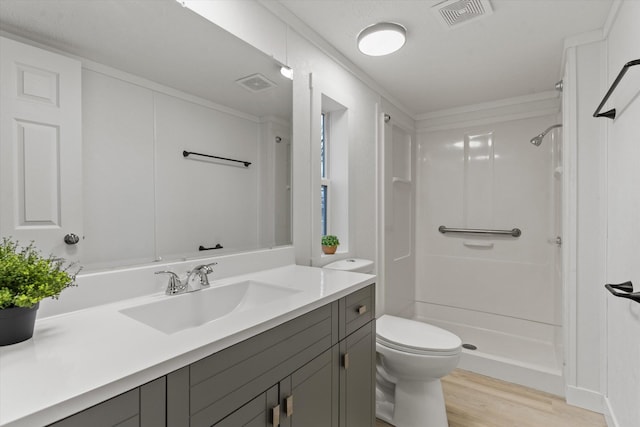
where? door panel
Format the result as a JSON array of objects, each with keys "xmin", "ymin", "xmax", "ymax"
[{"xmin": 0, "ymin": 36, "xmax": 82, "ymax": 259}]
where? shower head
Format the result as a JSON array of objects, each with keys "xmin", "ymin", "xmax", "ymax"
[
  {"xmin": 530, "ymin": 134, "xmax": 544, "ymax": 146},
  {"xmin": 529, "ymin": 124, "xmax": 562, "ymax": 146}
]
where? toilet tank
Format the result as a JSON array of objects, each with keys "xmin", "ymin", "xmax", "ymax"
[{"xmin": 323, "ymin": 258, "xmax": 374, "ymax": 274}]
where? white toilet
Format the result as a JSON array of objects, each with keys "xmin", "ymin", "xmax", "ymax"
[
  {"xmin": 376, "ymin": 314, "xmax": 462, "ymax": 427},
  {"xmin": 323, "ymin": 259, "xmax": 462, "ymax": 427}
]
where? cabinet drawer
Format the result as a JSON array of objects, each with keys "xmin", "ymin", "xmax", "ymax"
[
  {"xmin": 48, "ymin": 389, "xmax": 139, "ymax": 427},
  {"xmin": 342, "ymin": 284, "xmax": 374, "ymax": 338}
]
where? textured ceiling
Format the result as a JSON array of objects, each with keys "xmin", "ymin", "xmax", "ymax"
[
  {"xmin": 277, "ymin": 0, "xmax": 614, "ymax": 115},
  {"xmin": 0, "ymin": 0, "xmax": 614, "ymax": 118}
]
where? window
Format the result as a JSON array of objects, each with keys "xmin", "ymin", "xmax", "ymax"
[
  {"xmin": 320, "ymin": 113, "xmax": 330, "ymax": 236},
  {"xmin": 318, "ymin": 95, "xmax": 348, "ymax": 253}
]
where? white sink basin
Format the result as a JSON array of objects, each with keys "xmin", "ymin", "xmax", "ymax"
[{"xmin": 119, "ymin": 280, "xmax": 300, "ymax": 334}]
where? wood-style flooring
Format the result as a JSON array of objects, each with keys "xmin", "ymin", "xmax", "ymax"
[{"xmin": 376, "ymin": 369, "xmax": 607, "ymax": 427}]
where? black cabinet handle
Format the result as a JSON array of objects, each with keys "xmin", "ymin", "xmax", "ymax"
[{"xmin": 605, "ymin": 281, "xmax": 640, "ymax": 303}]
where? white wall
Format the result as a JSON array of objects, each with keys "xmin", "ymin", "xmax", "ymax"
[
  {"xmin": 562, "ymin": 39, "xmax": 607, "ymax": 411},
  {"xmin": 260, "ymin": 15, "xmax": 382, "ymax": 266},
  {"xmin": 82, "ymin": 68, "xmax": 264, "ymax": 269},
  {"xmin": 82, "ymin": 70, "xmax": 156, "ymax": 267},
  {"xmin": 602, "ymin": 2, "xmax": 640, "ymax": 426},
  {"xmin": 154, "ymin": 92, "xmax": 260, "ymax": 258}
]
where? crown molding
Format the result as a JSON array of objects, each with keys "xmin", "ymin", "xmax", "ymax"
[{"xmin": 416, "ymin": 91, "xmax": 560, "ymax": 132}]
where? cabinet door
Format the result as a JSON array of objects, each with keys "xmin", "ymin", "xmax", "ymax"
[
  {"xmin": 0, "ymin": 36, "xmax": 82, "ymax": 259},
  {"xmin": 279, "ymin": 347, "xmax": 338, "ymax": 427},
  {"xmin": 140, "ymin": 377, "xmax": 166, "ymax": 427},
  {"xmin": 340, "ymin": 321, "xmax": 375, "ymax": 427},
  {"xmin": 214, "ymin": 385, "xmax": 278, "ymax": 427}
]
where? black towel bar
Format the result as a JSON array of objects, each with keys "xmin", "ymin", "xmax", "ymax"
[
  {"xmin": 183, "ymin": 150, "xmax": 251, "ymax": 167},
  {"xmin": 604, "ymin": 281, "xmax": 640, "ymax": 303},
  {"xmin": 593, "ymin": 59, "xmax": 640, "ymax": 120}
]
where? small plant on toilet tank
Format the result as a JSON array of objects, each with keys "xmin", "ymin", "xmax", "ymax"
[{"xmin": 321, "ymin": 235, "xmax": 340, "ymax": 254}]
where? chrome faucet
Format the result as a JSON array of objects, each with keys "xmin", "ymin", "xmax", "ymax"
[{"xmin": 155, "ymin": 262, "xmax": 217, "ymax": 296}]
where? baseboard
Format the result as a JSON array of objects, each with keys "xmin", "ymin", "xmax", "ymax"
[
  {"xmin": 565, "ymin": 386, "xmax": 604, "ymax": 414},
  {"xmin": 603, "ymin": 396, "xmax": 621, "ymax": 427}
]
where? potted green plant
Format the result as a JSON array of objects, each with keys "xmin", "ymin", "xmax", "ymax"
[
  {"xmin": 321, "ymin": 235, "xmax": 340, "ymax": 255},
  {"xmin": 0, "ymin": 238, "xmax": 80, "ymax": 346}
]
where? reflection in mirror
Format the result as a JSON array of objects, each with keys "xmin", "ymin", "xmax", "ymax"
[{"xmin": 0, "ymin": 0, "xmax": 292, "ymax": 271}]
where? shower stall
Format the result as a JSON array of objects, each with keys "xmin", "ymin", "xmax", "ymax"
[{"xmin": 413, "ymin": 114, "xmax": 564, "ymax": 395}]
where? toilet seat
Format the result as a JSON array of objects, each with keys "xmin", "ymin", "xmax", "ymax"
[{"xmin": 377, "ymin": 315, "xmax": 462, "ymax": 356}]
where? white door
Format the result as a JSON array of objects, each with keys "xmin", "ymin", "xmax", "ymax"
[{"xmin": 0, "ymin": 37, "xmax": 82, "ymax": 260}]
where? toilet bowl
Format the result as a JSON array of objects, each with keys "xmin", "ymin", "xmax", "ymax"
[
  {"xmin": 322, "ymin": 259, "xmax": 461, "ymax": 427},
  {"xmin": 376, "ymin": 314, "xmax": 462, "ymax": 427}
]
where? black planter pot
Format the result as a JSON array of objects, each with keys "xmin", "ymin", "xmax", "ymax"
[{"xmin": 0, "ymin": 302, "xmax": 39, "ymax": 346}]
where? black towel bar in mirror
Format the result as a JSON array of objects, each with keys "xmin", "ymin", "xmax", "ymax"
[
  {"xmin": 604, "ymin": 281, "xmax": 640, "ymax": 303},
  {"xmin": 199, "ymin": 244, "xmax": 223, "ymax": 251},
  {"xmin": 183, "ymin": 150, "xmax": 251, "ymax": 167}
]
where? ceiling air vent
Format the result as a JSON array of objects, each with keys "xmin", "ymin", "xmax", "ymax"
[
  {"xmin": 431, "ymin": 0, "xmax": 493, "ymax": 29},
  {"xmin": 235, "ymin": 73, "xmax": 277, "ymax": 93}
]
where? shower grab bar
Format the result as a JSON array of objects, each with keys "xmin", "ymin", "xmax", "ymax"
[
  {"xmin": 604, "ymin": 281, "xmax": 640, "ymax": 304},
  {"xmin": 593, "ymin": 59, "xmax": 640, "ymax": 120},
  {"xmin": 438, "ymin": 225, "xmax": 522, "ymax": 238},
  {"xmin": 183, "ymin": 150, "xmax": 251, "ymax": 167}
]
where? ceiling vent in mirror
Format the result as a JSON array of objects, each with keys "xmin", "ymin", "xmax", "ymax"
[
  {"xmin": 431, "ymin": 0, "xmax": 493, "ymax": 29},
  {"xmin": 235, "ymin": 73, "xmax": 277, "ymax": 93}
]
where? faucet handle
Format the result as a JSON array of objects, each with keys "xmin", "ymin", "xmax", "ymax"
[
  {"xmin": 155, "ymin": 270, "xmax": 187, "ymax": 295},
  {"xmin": 201, "ymin": 262, "xmax": 217, "ymax": 274},
  {"xmin": 189, "ymin": 262, "xmax": 217, "ymax": 288}
]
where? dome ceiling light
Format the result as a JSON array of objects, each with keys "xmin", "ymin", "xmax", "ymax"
[{"xmin": 357, "ymin": 22, "xmax": 406, "ymax": 56}]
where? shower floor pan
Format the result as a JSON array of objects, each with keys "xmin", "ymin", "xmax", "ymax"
[{"xmin": 414, "ymin": 316, "xmax": 564, "ymax": 396}]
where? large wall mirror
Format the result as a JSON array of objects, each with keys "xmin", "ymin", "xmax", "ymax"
[{"xmin": 0, "ymin": 0, "xmax": 293, "ymax": 271}]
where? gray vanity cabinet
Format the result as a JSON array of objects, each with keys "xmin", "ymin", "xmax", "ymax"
[
  {"xmin": 47, "ymin": 285, "xmax": 375, "ymax": 427},
  {"xmin": 48, "ymin": 377, "xmax": 166, "ymax": 427},
  {"xmin": 213, "ymin": 385, "xmax": 279, "ymax": 427}
]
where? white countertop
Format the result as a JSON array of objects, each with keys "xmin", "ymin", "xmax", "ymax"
[{"xmin": 0, "ymin": 265, "xmax": 375, "ymax": 427}]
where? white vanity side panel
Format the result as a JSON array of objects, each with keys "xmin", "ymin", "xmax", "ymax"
[{"xmin": 81, "ymin": 69, "xmax": 156, "ymax": 267}]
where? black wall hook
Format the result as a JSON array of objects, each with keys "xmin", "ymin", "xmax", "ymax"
[{"xmin": 605, "ymin": 281, "xmax": 640, "ymax": 303}]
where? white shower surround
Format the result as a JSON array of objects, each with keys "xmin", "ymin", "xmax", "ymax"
[{"xmin": 414, "ymin": 107, "xmax": 563, "ymax": 394}]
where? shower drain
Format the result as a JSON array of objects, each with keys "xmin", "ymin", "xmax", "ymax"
[{"xmin": 462, "ymin": 343, "xmax": 477, "ymax": 350}]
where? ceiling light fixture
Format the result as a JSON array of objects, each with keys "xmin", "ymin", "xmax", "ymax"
[{"xmin": 357, "ymin": 22, "xmax": 406, "ymax": 56}]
